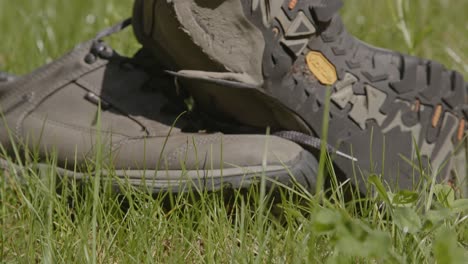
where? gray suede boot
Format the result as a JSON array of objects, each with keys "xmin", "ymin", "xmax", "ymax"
[
  {"xmin": 0, "ymin": 20, "xmax": 318, "ymax": 193},
  {"xmin": 133, "ymin": 0, "xmax": 467, "ymax": 195}
]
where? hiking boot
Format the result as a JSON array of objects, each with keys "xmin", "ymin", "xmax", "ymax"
[
  {"xmin": 133, "ymin": 0, "xmax": 467, "ymax": 194},
  {"xmin": 0, "ymin": 21, "xmax": 318, "ymax": 193}
]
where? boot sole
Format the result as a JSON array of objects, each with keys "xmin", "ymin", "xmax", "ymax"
[
  {"xmin": 259, "ymin": 6, "xmax": 468, "ymax": 192},
  {"xmin": 0, "ymin": 149, "xmax": 318, "ymax": 193}
]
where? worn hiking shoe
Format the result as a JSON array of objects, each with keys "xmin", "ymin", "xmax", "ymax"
[
  {"xmin": 0, "ymin": 21, "xmax": 318, "ymax": 193},
  {"xmin": 133, "ymin": 0, "xmax": 467, "ymax": 194}
]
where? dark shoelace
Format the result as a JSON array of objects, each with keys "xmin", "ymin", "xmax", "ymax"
[
  {"xmin": 274, "ymin": 131, "xmax": 357, "ymax": 161},
  {"xmin": 94, "ymin": 18, "xmax": 132, "ymax": 40}
]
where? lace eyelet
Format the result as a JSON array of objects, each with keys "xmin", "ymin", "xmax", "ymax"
[
  {"xmin": 90, "ymin": 42, "xmax": 113, "ymax": 59},
  {"xmin": 84, "ymin": 53, "xmax": 97, "ymax": 64},
  {"xmin": 99, "ymin": 46, "xmax": 113, "ymax": 59}
]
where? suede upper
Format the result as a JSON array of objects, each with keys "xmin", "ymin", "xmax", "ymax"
[{"xmin": 0, "ymin": 40, "xmax": 306, "ymax": 173}]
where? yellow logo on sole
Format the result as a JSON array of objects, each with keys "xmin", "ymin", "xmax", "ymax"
[{"xmin": 306, "ymin": 51, "xmax": 338, "ymax": 85}]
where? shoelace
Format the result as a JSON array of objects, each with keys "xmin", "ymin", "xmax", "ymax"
[
  {"xmin": 83, "ymin": 18, "xmax": 133, "ymax": 64},
  {"xmin": 90, "ymin": 19, "xmax": 358, "ymax": 162},
  {"xmin": 274, "ymin": 131, "xmax": 357, "ymax": 162},
  {"xmin": 0, "ymin": 20, "xmax": 133, "ymax": 82},
  {"xmin": 94, "ymin": 18, "xmax": 132, "ymax": 40}
]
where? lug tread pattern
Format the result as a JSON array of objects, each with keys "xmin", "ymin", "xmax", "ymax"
[{"xmin": 250, "ymin": 0, "xmax": 467, "ymax": 190}]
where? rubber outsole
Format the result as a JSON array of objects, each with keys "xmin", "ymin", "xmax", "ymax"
[
  {"xmin": 266, "ymin": 16, "xmax": 466, "ymax": 188},
  {"xmin": 0, "ymin": 149, "xmax": 318, "ymax": 193},
  {"xmin": 254, "ymin": 5, "xmax": 467, "ymax": 192}
]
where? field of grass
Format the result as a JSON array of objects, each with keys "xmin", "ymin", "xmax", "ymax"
[{"xmin": 1, "ymin": 0, "xmax": 467, "ymax": 262}]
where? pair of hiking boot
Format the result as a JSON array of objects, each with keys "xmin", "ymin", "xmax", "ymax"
[{"xmin": 1, "ymin": 0, "xmax": 466, "ymax": 195}]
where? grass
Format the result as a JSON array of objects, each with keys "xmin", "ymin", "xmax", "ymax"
[{"xmin": 1, "ymin": 0, "xmax": 467, "ymax": 263}]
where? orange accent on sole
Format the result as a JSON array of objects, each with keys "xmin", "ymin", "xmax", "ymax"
[
  {"xmin": 431, "ymin": 105, "xmax": 442, "ymax": 127},
  {"xmin": 305, "ymin": 51, "xmax": 338, "ymax": 86},
  {"xmin": 411, "ymin": 99, "xmax": 421, "ymax": 112},
  {"xmin": 272, "ymin": 27, "xmax": 279, "ymax": 37},
  {"xmin": 288, "ymin": 0, "xmax": 298, "ymax": 10},
  {"xmin": 457, "ymin": 118, "xmax": 466, "ymax": 141},
  {"xmin": 447, "ymin": 179, "xmax": 457, "ymax": 191}
]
